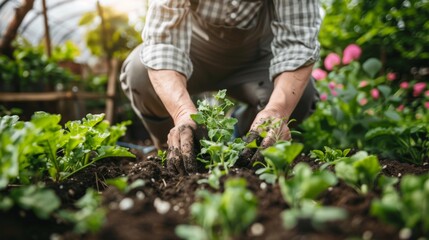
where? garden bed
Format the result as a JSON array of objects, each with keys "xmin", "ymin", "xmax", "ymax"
[{"xmin": 2, "ymin": 148, "xmax": 428, "ymax": 240}]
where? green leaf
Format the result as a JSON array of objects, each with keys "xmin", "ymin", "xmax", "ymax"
[
  {"xmin": 13, "ymin": 185, "xmax": 61, "ymax": 219},
  {"xmin": 362, "ymin": 58, "xmax": 382, "ymax": 78},
  {"xmin": 175, "ymin": 225, "xmax": 208, "ymax": 240}
]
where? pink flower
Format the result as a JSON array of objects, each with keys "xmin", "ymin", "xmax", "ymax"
[
  {"xmin": 324, "ymin": 53, "xmax": 341, "ymax": 71},
  {"xmin": 413, "ymin": 82, "xmax": 427, "ymax": 97},
  {"xmin": 336, "ymin": 84, "xmax": 344, "ymax": 89},
  {"xmin": 371, "ymin": 88, "xmax": 380, "ymax": 100},
  {"xmin": 312, "ymin": 68, "xmax": 327, "ymax": 81},
  {"xmin": 397, "ymin": 104, "xmax": 405, "ymax": 112},
  {"xmin": 387, "ymin": 72, "xmax": 397, "ymax": 81},
  {"xmin": 425, "ymin": 90, "xmax": 429, "ymax": 97},
  {"xmin": 359, "ymin": 98, "xmax": 368, "ymax": 106},
  {"xmin": 359, "ymin": 80, "xmax": 369, "ymax": 88},
  {"xmin": 328, "ymin": 81, "xmax": 336, "ymax": 90},
  {"xmin": 342, "ymin": 44, "xmax": 362, "ymax": 65},
  {"xmin": 331, "ymin": 90, "xmax": 338, "ymax": 97},
  {"xmin": 399, "ymin": 82, "xmax": 409, "ymax": 89},
  {"xmin": 320, "ymin": 93, "xmax": 328, "ymax": 101},
  {"xmin": 425, "ymin": 102, "xmax": 429, "ymax": 109}
]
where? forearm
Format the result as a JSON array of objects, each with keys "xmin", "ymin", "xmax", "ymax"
[
  {"xmin": 265, "ymin": 64, "xmax": 314, "ymax": 120},
  {"xmin": 148, "ymin": 69, "xmax": 197, "ymax": 125}
]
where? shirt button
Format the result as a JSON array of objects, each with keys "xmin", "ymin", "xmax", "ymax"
[
  {"xmin": 230, "ymin": 12, "xmax": 237, "ymax": 19},
  {"xmin": 231, "ymin": 0, "xmax": 238, "ymax": 7}
]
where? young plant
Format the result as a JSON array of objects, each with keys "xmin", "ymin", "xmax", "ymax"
[
  {"xmin": 370, "ymin": 173, "xmax": 429, "ymax": 236},
  {"xmin": 254, "ymin": 141, "xmax": 304, "ymax": 184},
  {"xmin": 279, "ymin": 163, "xmax": 346, "ymax": 230},
  {"xmin": 310, "ymin": 146, "xmax": 351, "ymax": 169},
  {"xmin": 191, "ymin": 90, "xmax": 246, "ymax": 189},
  {"xmin": 334, "ymin": 151, "xmax": 382, "ymax": 195},
  {"xmin": 176, "ymin": 178, "xmax": 258, "ymax": 240},
  {"xmin": 58, "ymin": 188, "xmax": 106, "ymax": 234},
  {"xmin": 365, "ymin": 124, "xmax": 429, "ymax": 165},
  {"xmin": 0, "ymin": 112, "xmax": 135, "ymax": 187}
]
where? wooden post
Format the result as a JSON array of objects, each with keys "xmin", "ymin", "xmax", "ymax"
[
  {"xmin": 41, "ymin": 0, "xmax": 52, "ymax": 57},
  {"xmin": 105, "ymin": 59, "xmax": 118, "ymax": 123}
]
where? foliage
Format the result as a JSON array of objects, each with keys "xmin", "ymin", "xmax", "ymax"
[
  {"xmin": 176, "ymin": 178, "xmax": 258, "ymax": 240},
  {"xmin": 279, "ymin": 163, "xmax": 346, "ymax": 230},
  {"xmin": 51, "ymin": 40, "xmax": 81, "ymax": 62},
  {"xmin": 191, "ymin": 90, "xmax": 246, "ymax": 189},
  {"xmin": 301, "ymin": 44, "xmax": 429, "ymax": 164},
  {"xmin": 58, "ymin": 188, "xmax": 106, "ymax": 234},
  {"xmin": 78, "ymin": 6, "xmax": 141, "ymax": 60},
  {"xmin": 105, "ymin": 176, "xmax": 145, "ymax": 194},
  {"xmin": 0, "ymin": 112, "xmax": 135, "ymax": 187},
  {"xmin": 334, "ymin": 151, "xmax": 383, "ymax": 195},
  {"xmin": 320, "ymin": 0, "xmax": 429, "ymax": 75},
  {"xmin": 0, "ymin": 39, "xmax": 76, "ymax": 92},
  {"xmin": 310, "ymin": 146, "xmax": 351, "ymax": 168},
  {"xmin": 371, "ymin": 173, "xmax": 429, "ymax": 236},
  {"xmin": 365, "ymin": 124, "xmax": 429, "ymax": 165},
  {"xmin": 0, "ymin": 184, "xmax": 61, "ymax": 219},
  {"xmin": 254, "ymin": 141, "xmax": 304, "ymax": 184}
]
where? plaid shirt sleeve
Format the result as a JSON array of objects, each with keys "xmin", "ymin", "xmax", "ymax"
[
  {"xmin": 270, "ymin": 0, "xmax": 321, "ymax": 80},
  {"xmin": 140, "ymin": 0, "xmax": 193, "ymax": 79}
]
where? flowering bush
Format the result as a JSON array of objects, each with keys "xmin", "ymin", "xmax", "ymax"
[{"xmin": 301, "ymin": 44, "xmax": 428, "ymax": 163}]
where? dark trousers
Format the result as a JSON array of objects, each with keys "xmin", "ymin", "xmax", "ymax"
[{"xmin": 119, "ymin": 4, "xmax": 318, "ymax": 147}]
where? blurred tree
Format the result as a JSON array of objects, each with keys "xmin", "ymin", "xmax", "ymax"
[
  {"xmin": 320, "ymin": 0, "xmax": 429, "ymax": 78},
  {"xmin": 78, "ymin": 4, "xmax": 141, "ymax": 62}
]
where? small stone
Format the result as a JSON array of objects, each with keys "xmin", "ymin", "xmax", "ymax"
[
  {"xmin": 399, "ymin": 228, "xmax": 412, "ymax": 239},
  {"xmin": 328, "ymin": 187, "xmax": 333, "ymax": 191},
  {"xmin": 68, "ymin": 189, "xmax": 75, "ymax": 196},
  {"xmin": 151, "ymin": 178, "xmax": 156, "ymax": 183},
  {"xmin": 398, "ymin": 173, "xmax": 402, "ymax": 177},
  {"xmin": 154, "ymin": 198, "xmax": 171, "ymax": 214},
  {"xmin": 50, "ymin": 233, "xmax": 61, "ymax": 240},
  {"xmin": 119, "ymin": 198, "xmax": 134, "ymax": 211},
  {"xmin": 362, "ymin": 230, "xmax": 373, "ymax": 240},
  {"xmin": 136, "ymin": 191, "xmax": 145, "ymax": 200},
  {"xmin": 260, "ymin": 182, "xmax": 267, "ymax": 190},
  {"xmin": 173, "ymin": 205, "xmax": 180, "ymax": 211},
  {"xmin": 59, "ymin": 185, "xmax": 63, "ymax": 189},
  {"xmin": 382, "ymin": 165, "xmax": 387, "ymax": 169},
  {"xmin": 250, "ymin": 223, "xmax": 264, "ymax": 236}
]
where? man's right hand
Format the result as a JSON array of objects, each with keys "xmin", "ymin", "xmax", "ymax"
[{"xmin": 166, "ymin": 116, "xmax": 199, "ymax": 175}]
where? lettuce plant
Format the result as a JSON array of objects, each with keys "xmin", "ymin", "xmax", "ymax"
[
  {"xmin": 310, "ymin": 146, "xmax": 351, "ymax": 169},
  {"xmin": 176, "ymin": 178, "xmax": 258, "ymax": 240}
]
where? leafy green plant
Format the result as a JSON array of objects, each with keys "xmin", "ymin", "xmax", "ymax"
[
  {"xmin": 0, "ymin": 184, "xmax": 61, "ymax": 219},
  {"xmin": 334, "ymin": 151, "xmax": 382, "ymax": 195},
  {"xmin": 279, "ymin": 163, "xmax": 346, "ymax": 230},
  {"xmin": 58, "ymin": 188, "xmax": 106, "ymax": 234},
  {"xmin": 365, "ymin": 124, "xmax": 429, "ymax": 165},
  {"xmin": 0, "ymin": 112, "xmax": 135, "ymax": 187},
  {"xmin": 371, "ymin": 173, "xmax": 429, "ymax": 236},
  {"xmin": 254, "ymin": 141, "xmax": 304, "ymax": 184},
  {"xmin": 176, "ymin": 178, "xmax": 258, "ymax": 240},
  {"xmin": 310, "ymin": 146, "xmax": 351, "ymax": 169},
  {"xmin": 191, "ymin": 90, "xmax": 246, "ymax": 189}
]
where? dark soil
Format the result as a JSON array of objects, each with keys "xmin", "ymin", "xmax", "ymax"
[{"xmin": 1, "ymin": 148, "xmax": 428, "ymax": 240}]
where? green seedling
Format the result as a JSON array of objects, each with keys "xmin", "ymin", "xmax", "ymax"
[
  {"xmin": 58, "ymin": 188, "xmax": 106, "ymax": 234},
  {"xmin": 279, "ymin": 163, "xmax": 346, "ymax": 230},
  {"xmin": 105, "ymin": 176, "xmax": 145, "ymax": 194},
  {"xmin": 254, "ymin": 141, "xmax": 304, "ymax": 184},
  {"xmin": 371, "ymin": 173, "xmax": 429, "ymax": 236},
  {"xmin": 334, "ymin": 151, "xmax": 382, "ymax": 195},
  {"xmin": 310, "ymin": 146, "xmax": 351, "ymax": 169},
  {"xmin": 176, "ymin": 178, "xmax": 258, "ymax": 240},
  {"xmin": 191, "ymin": 90, "xmax": 246, "ymax": 189}
]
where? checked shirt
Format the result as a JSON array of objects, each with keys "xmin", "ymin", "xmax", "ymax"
[{"xmin": 141, "ymin": 0, "xmax": 321, "ymax": 81}]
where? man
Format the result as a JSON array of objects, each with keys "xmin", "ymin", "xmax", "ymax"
[{"xmin": 120, "ymin": 0, "xmax": 321, "ymax": 174}]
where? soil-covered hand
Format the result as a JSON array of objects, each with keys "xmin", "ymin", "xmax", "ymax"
[
  {"xmin": 166, "ymin": 118, "xmax": 201, "ymax": 175},
  {"xmin": 239, "ymin": 109, "xmax": 291, "ymax": 167}
]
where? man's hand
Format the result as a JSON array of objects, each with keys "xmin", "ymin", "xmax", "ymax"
[
  {"xmin": 240, "ymin": 108, "xmax": 291, "ymax": 167},
  {"xmin": 166, "ymin": 116, "xmax": 198, "ymax": 175}
]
